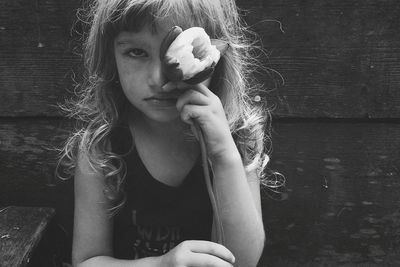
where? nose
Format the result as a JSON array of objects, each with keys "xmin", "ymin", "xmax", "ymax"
[{"xmin": 148, "ymin": 59, "xmax": 168, "ymax": 89}]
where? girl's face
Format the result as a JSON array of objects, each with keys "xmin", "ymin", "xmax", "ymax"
[
  {"xmin": 114, "ymin": 24, "xmax": 211, "ymax": 124},
  {"xmin": 114, "ymin": 25, "xmax": 176, "ymax": 123}
]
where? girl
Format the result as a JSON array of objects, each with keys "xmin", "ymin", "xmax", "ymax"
[{"xmin": 60, "ymin": 0, "xmax": 272, "ymax": 266}]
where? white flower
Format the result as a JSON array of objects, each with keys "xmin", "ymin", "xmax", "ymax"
[{"xmin": 160, "ymin": 26, "xmax": 228, "ymax": 84}]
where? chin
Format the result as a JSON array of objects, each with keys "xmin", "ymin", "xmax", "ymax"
[{"xmin": 144, "ymin": 110, "xmax": 181, "ymax": 123}]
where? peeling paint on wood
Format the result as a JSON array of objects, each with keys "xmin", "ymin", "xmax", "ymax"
[{"xmin": 0, "ymin": 206, "xmax": 55, "ymax": 267}]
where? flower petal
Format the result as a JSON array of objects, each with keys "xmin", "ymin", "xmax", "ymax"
[{"xmin": 161, "ymin": 26, "xmax": 229, "ymax": 84}]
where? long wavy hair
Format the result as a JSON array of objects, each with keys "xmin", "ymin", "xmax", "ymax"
[{"xmin": 58, "ymin": 0, "xmax": 282, "ymax": 214}]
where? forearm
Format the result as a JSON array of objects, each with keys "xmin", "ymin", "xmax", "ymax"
[
  {"xmin": 77, "ymin": 255, "xmax": 160, "ymax": 267},
  {"xmin": 211, "ymin": 149, "xmax": 265, "ymax": 267}
]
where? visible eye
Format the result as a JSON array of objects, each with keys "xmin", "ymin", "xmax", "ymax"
[{"xmin": 126, "ymin": 48, "xmax": 148, "ymax": 58}]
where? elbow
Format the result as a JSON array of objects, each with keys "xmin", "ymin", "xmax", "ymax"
[
  {"xmin": 72, "ymin": 254, "xmax": 93, "ymax": 267},
  {"xmin": 72, "ymin": 258, "xmax": 96, "ymax": 267},
  {"xmin": 238, "ymin": 224, "xmax": 266, "ymax": 267},
  {"xmin": 259, "ymin": 224, "xmax": 266, "ymax": 250},
  {"xmin": 253, "ymin": 224, "xmax": 266, "ymax": 266},
  {"xmin": 71, "ymin": 253, "xmax": 80, "ymax": 267},
  {"xmin": 258, "ymin": 214, "xmax": 266, "ymax": 254},
  {"xmin": 72, "ymin": 250, "xmax": 86, "ymax": 267},
  {"xmin": 72, "ymin": 256, "xmax": 83, "ymax": 267},
  {"xmin": 72, "ymin": 259, "xmax": 96, "ymax": 267}
]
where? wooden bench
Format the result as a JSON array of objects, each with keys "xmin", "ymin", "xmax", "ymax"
[{"xmin": 0, "ymin": 206, "xmax": 55, "ymax": 267}]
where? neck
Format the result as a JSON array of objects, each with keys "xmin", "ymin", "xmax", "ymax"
[
  {"xmin": 130, "ymin": 113, "xmax": 192, "ymax": 142},
  {"xmin": 129, "ymin": 111, "xmax": 200, "ymax": 160}
]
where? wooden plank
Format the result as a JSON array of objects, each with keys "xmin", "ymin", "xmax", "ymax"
[
  {"xmin": 0, "ymin": 118, "xmax": 74, "ymax": 254},
  {"xmin": 1, "ymin": 0, "xmax": 400, "ymax": 118},
  {"xmin": 240, "ymin": 0, "xmax": 400, "ymax": 49},
  {"xmin": 239, "ymin": 0, "xmax": 400, "ymax": 118},
  {"xmin": 259, "ymin": 121, "xmax": 400, "ymax": 266},
  {"xmin": 0, "ymin": 0, "xmax": 81, "ymax": 116},
  {"xmin": 262, "ymin": 48, "xmax": 400, "ymax": 118},
  {"xmin": 0, "ymin": 206, "xmax": 55, "ymax": 267},
  {"xmin": 0, "ymin": 118, "xmax": 72, "ymax": 206}
]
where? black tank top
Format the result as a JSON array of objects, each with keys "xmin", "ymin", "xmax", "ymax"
[{"xmin": 111, "ymin": 123, "xmax": 213, "ymax": 259}]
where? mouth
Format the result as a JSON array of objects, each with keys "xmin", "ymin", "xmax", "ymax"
[{"xmin": 145, "ymin": 95, "xmax": 178, "ymax": 107}]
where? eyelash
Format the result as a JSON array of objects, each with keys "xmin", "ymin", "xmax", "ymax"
[{"xmin": 126, "ymin": 48, "xmax": 148, "ymax": 58}]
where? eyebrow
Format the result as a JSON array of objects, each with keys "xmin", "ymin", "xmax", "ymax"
[{"xmin": 115, "ymin": 38, "xmax": 147, "ymax": 47}]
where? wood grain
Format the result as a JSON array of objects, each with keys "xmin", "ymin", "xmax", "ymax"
[
  {"xmin": 0, "ymin": 118, "xmax": 74, "ymax": 248},
  {"xmin": 0, "ymin": 0, "xmax": 81, "ymax": 117},
  {"xmin": 0, "ymin": 206, "xmax": 55, "ymax": 267},
  {"xmin": 240, "ymin": 0, "xmax": 400, "ymax": 118},
  {"xmin": 260, "ymin": 121, "xmax": 400, "ymax": 266},
  {"xmin": 1, "ymin": 0, "xmax": 400, "ymax": 118},
  {"xmin": 1, "ymin": 118, "xmax": 400, "ymax": 265}
]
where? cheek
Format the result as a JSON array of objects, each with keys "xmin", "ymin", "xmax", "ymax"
[
  {"xmin": 117, "ymin": 69, "xmax": 145, "ymax": 101},
  {"xmin": 115, "ymin": 59, "xmax": 130, "ymax": 79},
  {"xmin": 116, "ymin": 60, "xmax": 145, "ymax": 85},
  {"xmin": 115, "ymin": 63, "xmax": 136, "ymax": 90},
  {"xmin": 114, "ymin": 53, "xmax": 133, "ymax": 79}
]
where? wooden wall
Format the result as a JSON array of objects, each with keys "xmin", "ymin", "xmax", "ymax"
[{"xmin": 1, "ymin": 0, "xmax": 399, "ymax": 265}]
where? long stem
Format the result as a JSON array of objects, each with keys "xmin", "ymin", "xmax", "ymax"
[{"xmin": 194, "ymin": 123, "xmax": 225, "ymax": 245}]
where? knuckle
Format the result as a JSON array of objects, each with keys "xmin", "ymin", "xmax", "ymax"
[
  {"xmin": 208, "ymin": 245, "xmax": 218, "ymax": 256},
  {"xmin": 179, "ymin": 240, "xmax": 191, "ymax": 250},
  {"xmin": 173, "ymin": 241, "xmax": 193, "ymax": 264},
  {"xmin": 188, "ymin": 89, "xmax": 197, "ymax": 97},
  {"xmin": 181, "ymin": 105, "xmax": 190, "ymax": 115},
  {"xmin": 211, "ymin": 93, "xmax": 221, "ymax": 103},
  {"xmin": 176, "ymin": 102, "xmax": 182, "ymax": 112},
  {"xmin": 180, "ymin": 111, "xmax": 186, "ymax": 122},
  {"xmin": 180, "ymin": 240, "xmax": 188, "ymax": 247}
]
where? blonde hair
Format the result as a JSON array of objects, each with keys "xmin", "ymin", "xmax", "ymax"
[{"xmin": 58, "ymin": 0, "xmax": 280, "ymax": 213}]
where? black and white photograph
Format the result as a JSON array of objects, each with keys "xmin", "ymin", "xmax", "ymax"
[{"xmin": 1, "ymin": 0, "xmax": 400, "ymax": 266}]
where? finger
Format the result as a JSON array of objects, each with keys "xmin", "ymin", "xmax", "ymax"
[
  {"xmin": 176, "ymin": 89, "xmax": 209, "ymax": 112},
  {"xmin": 190, "ymin": 82, "xmax": 213, "ymax": 97},
  {"xmin": 162, "ymin": 80, "xmax": 212, "ymax": 95},
  {"xmin": 188, "ymin": 253, "xmax": 234, "ymax": 267},
  {"xmin": 162, "ymin": 81, "xmax": 178, "ymax": 92},
  {"xmin": 180, "ymin": 104, "xmax": 206, "ymax": 125},
  {"xmin": 162, "ymin": 81, "xmax": 191, "ymax": 92},
  {"xmin": 185, "ymin": 240, "xmax": 235, "ymax": 265}
]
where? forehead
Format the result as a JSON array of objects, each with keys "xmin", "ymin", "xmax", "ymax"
[
  {"xmin": 110, "ymin": 3, "xmax": 202, "ymax": 35},
  {"xmin": 114, "ymin": 20, "xmax": 174, "ymax": 44},
  {"xmin": 107, "ymin": 1, "xmax": 216, "ymax": 44}
]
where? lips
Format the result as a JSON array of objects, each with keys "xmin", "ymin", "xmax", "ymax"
[
  {"xmin": 144, "ymin": 94, "xmax": 180, "ymax": 107},
  {"xmin": 145, "ymin": 93, "xmax": 181, "ymax": 100}
]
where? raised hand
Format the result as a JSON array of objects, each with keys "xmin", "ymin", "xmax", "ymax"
[{"xmin": 162, "ymin": 81, "xmax": 238, "ymax": 162}]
